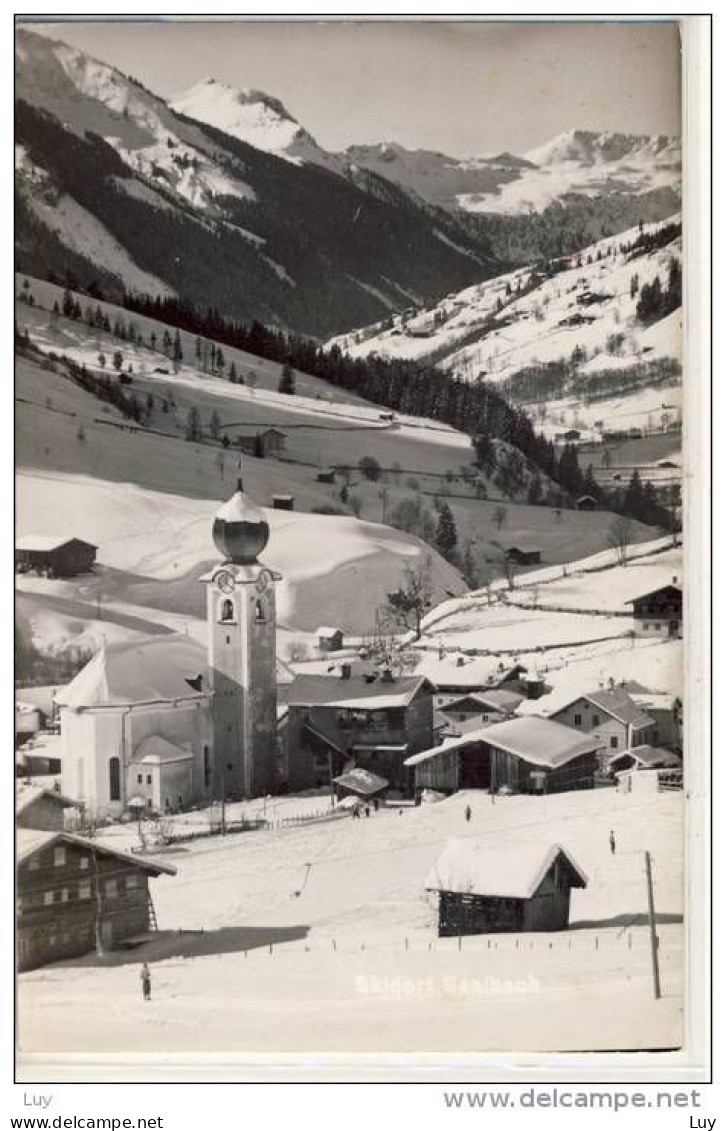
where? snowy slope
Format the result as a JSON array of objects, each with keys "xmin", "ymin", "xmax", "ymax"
[
  {"xmin": 329, "ymin": 217, "xmax": 682, "ymax": 433},
  {"xmin": 15, "ymin": 470, "xmax": 465, "ymax": 637}
]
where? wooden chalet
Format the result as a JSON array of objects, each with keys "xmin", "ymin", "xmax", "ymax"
[
  {"xmin": 427, "ymin": 840, "xmax": 587, "ymax": 935},
  {"xmin": 626, "ymin": 581, "xmax": 682, "ymax": 638},
  {"xmin": 286, "ymin": 669, "xmax": 434, "ymax": 793},
  {"xmin": 576, "ymin": 494, "xmax": 599, "ymax": 511},
  {"xmin": 406, "ymin": 716, "xmax": 602, "ymax": 795},
  {"xmin": 15, "ymin": 536, "xmax": 97, "ymax": 578},
  {"xmin": 17, "ymin": 829, "xmax": 176, "ymax": 970}
]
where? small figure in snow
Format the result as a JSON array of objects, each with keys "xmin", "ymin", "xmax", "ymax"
[
  {"xmin": 609, "ymin": 829, "xmax": 616, "ymax": 855},
  {"xmin": 373, "ymin": 798, "xmax": 379, "ymax": 813},
  {"xmin": 398, "ymin": 808, "xmax": 403, "ymax": 816},
  {"xmin": 364, "ymin": 805, "xmax": 370, "ymax": 818},
  {"xmin": 352, "ymin": 803, "xmax": 360, "ymax": 819},
  {"xmin": 140, "ymin": 962, "xmax": 151, "ymax": 1002},
  {"xmin": 465, "ymin": 804, "xmax": 472, "ymax": 823}
]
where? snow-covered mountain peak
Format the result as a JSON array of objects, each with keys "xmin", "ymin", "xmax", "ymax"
[
  {"xmin": 525, "ymin": 129, "xmax": 680, "ymax": 168},
  {"xmin": 169, "ymin": 78, "xmax": 337, "ymax": 168}
]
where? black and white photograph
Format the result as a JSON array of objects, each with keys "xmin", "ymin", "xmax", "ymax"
[{"xmin": 11, "ymin": 14, "xmax": 709, "ymax": 1079}]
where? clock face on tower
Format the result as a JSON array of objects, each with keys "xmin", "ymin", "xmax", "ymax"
[{"xmin": 216, "ymin": 569, "xmax": 236, "ymax": 594}]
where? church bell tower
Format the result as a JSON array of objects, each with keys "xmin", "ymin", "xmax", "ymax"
[{"xmin": 201, "ymin": 477, "xmax": 279, "ymax": 799}]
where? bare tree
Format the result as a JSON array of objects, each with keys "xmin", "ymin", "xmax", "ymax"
[
  {"xmin": 607, "ymin": 516, "xmax": 636, "ymax": 566},
  {"xmin": 492, "ymin": 542, "xmax": 517, "ymax": 590},
  {"xmin": 384, "ymin": 558, "xmax": 434, "ymax": 641},
  {"xmin": 493, "ymin": 505, "xmax": 508, "ymax": 531}
]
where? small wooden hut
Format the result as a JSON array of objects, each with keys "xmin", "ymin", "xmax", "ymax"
[{"xmin": 426, "ymin": 839, "xmax": 587, "ymax": 936}]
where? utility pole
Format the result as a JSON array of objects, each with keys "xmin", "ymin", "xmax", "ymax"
[
  {"xmin": 220, "ymin": 762, "xmax": 227, "ymax": 835},
  {"xmin": 644, "ymin": 851, "xmax": 662, "ymax": 1000},
  {"xmin": 91, "ymin": 847, "xmax": 105, "ymax": 957}
]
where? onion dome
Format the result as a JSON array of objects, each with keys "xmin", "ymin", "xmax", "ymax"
[{"xmin": 212, "ymin": 478, "xmax": 270, "ymax": 565}]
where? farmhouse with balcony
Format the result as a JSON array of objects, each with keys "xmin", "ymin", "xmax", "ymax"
[
  {"xmin": 626, "ymin": 581, "xmax": 682, "ymax": 638},
  {"xmin": 286, "ymin": 669, "xmax": 435, "ymax": 793},
  {"xmin": 426, "ymin": 840, "xmax": 588, "ymax": 936},
  {"xmin": 405, "ymin": 716, "xmax": 602, "ymax": 796},
  {"xmin": 17, "ymin": 829, "xmax": 176, "ymax": 970}
]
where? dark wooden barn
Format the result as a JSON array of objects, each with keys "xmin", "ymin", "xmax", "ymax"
[
  {"xmin": 17, "ymin": 829, "xmax": 176, "ymax": 970},
  {"xmin": 406, "ymin": 716, "xmax": 602, "ymax": 795},
  {"xmin": 576, "ymin": 494, "xmax": 599, "ymax": 511},
  {"xmin": 15, "ymin": 536, "xmax": 97, "ymax": 578},
  {"xmin": 505, "ymin": 546, "xmax": 541, "ymax": 566},
  {"xmin": 271, "ymin": 494, "xmax": 295, "ymax": 510},
  {"xmin": 426, "ymin": 840, "xmax": 587, "ymax": 936}
]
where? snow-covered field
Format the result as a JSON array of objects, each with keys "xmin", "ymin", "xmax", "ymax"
[
  {"xmin": 18, "ymin": 787, "xmax": 683, "ymax": 1055},
  {"xmin": 16, "ymin": 469, "xmax": 465, "ymax": 639}
]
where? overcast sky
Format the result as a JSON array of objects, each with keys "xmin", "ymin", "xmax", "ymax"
[{"xmin": 26, "ymin": 19, "xmax": 681, "ymax": 158}]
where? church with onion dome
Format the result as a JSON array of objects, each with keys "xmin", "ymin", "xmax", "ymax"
[{"xmin": 59, "ymin": 479, "xmax": 282, "ymax": 820}]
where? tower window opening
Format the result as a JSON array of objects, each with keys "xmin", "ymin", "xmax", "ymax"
[
  {"xmin": 255, "ymin": 598, "xmax": 266, "ymax": 623},
  {"xmin": 220, "ymin": 598, "xmax": 235, "ymax": 623}
]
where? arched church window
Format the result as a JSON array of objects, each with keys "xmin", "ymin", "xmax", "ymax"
[
  {"xmin": 220, "ymin": 598, "xmax": 235, "ymax": 623},
  {"xmin": 109, "ymin": 756, "xmax": 121, "ymax": 802}
]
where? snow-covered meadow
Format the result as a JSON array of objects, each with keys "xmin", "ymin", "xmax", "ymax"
[{"xmin": 18, "ymin": 787, "xmax": 683, "ymax": 1055}]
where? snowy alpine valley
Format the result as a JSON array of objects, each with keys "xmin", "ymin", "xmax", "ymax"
[{"xmin": 15, "ymin": 21, "xmax": 685, "ymax": 1063}]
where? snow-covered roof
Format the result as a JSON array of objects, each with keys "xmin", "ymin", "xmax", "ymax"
[
  {"xmin": 16, "ymin": 534, "xmax": 96, "ymax": 552},
  {"xmin": 608, "ymin": 744, "xmax": 681, "ymax": 770},
  {"xmin": 626, "ymin": 583, "xmax": 682, "ymax": 604},
  {"xmin": 56, "ymin": 634, "xmax": 209, "ymax": 709},
  {"xmin": 442, "ymin": 689, "xmax": 523, "ymax": 714},
  {"xmin": 288, "ymin": 672, "xmax": 429, "ymax": 709},
  {"xmin": 557, "ymin": 688, "xmax": 655, "ymax": 730},
  {"xmin": 316, "ymin": 626, "xmax": 344, "ymax": 638},
  {"xmin": 16, "ymin": 782, "xmax": 77, "ymax": 814},
  {"xmin": 405, "ymin": 716, "xmax": 601, "ymax": 769},
  {"xmin": 16, "ymin": 829, "xmax": 177, "ymax": 876},
  {"xmin": 132, "ymin": 735, "xmax": 194, "ymax": 765},
  {"xmin": 426, "ymin": 839, "xmax": 588, "ymax": 898},
  {"xmin": 332, "ymin": 768, "xmax": 389, "ymax": 796}
]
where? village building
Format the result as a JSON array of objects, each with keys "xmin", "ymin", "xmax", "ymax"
[
  {"xmin": 426, "ymin": 840, "xmax": 587, "ymax": 936},
  {"xmin": 16, "ymin": 783, "xmax": 77, "ymax": 832},
  {"xmin": 285, "ymin": 669, "xmax": 435, "ymax": 793},
  {"xmin": 58, "ymin": 634, "xmax": 214, "ymax": 820},
  {"xmin": 15, "ymin": 535, "xmax": 97, "ymax": 577},
  {"xmin": 434, "ymin": 690, "xmax": 523, "ymax": 739},
  {"xmin": 17, "ymin": 829, "xmax": 175, "ymax": 970},
  {"xmin": 57, "ymin": 478, "xmax": 281, "ymax": 818},
  {"xmin": 271, "ymin": 494, "xmax": 294, "ymax": 510},
  {"xmin": 626, "ymin": 581, "xmax": 682, "ymax": 638},
  {"xmin": 316, "ymin": 468, "xmax": 336, "ymax": 484},
  {"xmin": 576, "ymin": 494, "xmax": 599, "ymax": 511},
  {"xmin": 505, "ymin": 546, "xmax": 541, "ymax": 566},
  {"xmin": 405, "ymin": 716, "xmax": 602, "ymax": 796},
  {"xmin": 316, "ymin": 626, "xmax": 345, "ymax": 652},
  {"xmin": 237, "ymin": 429, "xmax": 286, "ymax": 458},
  {"xmin": 550, "ymin": 687, "xmax": 657, "ymax": 757}
]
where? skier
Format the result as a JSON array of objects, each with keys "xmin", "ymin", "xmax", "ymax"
[
  {"xmin": 373, "ymin": 798, "xmax": 379, "ymax": 813},
  {"xmin": 609, "ymin": 829, "xmax": 616, "ymax": 855},
  {"xmin": 364, "ymin": 805, "xmax": 370, "ymax": 818},
  {"xmin": 464, "ymin": 804, "xmax": 472, "ymax": 823},
  {"xmin": 140, "ymin": 962, "xmax": 151, "ymax": 1002}
]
